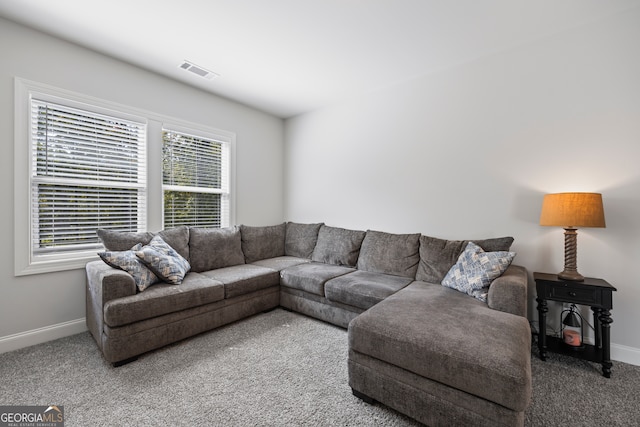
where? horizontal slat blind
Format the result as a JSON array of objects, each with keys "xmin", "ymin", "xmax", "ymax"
[
  {"xmin": 163, "ymin": 191, "xmax": 222, "ymax": 228},
  {"xmin": 31, "ymin": 99, "xmax": 146, "ymax": 255},
  {"xmin": 162, "ymin": 129, "xmax": 229, "ymax": 229},
  {"xmin": 162, "ymin": 130, "xmax": 222, "ymax": 188}
]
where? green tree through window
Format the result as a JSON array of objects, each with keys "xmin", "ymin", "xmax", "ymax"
[{"xmin": 162, "ymin": 129, "xmax": 229, "ymax": 228}]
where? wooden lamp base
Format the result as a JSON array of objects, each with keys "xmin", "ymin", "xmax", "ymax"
[{"xmin": 558, "ymin": 227, "xmax": 584, "ymax": 281}]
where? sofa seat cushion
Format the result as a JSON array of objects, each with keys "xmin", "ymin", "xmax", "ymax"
[
  {"xmin": 251, "ymin": 256, "xmax": 310, "ymax": 271},
  {"xmin": 325, "ymin": 271, "xmax": 413, "ymax": 310},
  {"xmin": 348, "ymin": 281, "xmax": 531, "ymax": 412},
  {"xmin": 103, "ymin": 272, "xmax": 224, "ymax": 327},
  {"xmin": 280, "ymin": 262, "xmax": 355, "ymax": 296},
  {"xmin": 202, "ymin": 264, "xmax": 280, "ymax": 299},
  {"xmin": 356, "ymin": 230, "xmax": 420, "ymax": 278}
]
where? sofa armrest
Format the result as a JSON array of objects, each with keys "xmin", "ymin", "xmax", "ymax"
[
  {"xmin": 487, "ymin": 264, "xmax": 528, "ymax": 318},
  {"xmin": 86, "ymin": 260, "xmax": 136, "ymax": 306},
  {"xmin": 86, "ymin": 260, "xmax": 136, "ymax": 353}
]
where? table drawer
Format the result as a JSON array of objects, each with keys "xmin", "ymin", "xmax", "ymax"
[{"xmin": 548, "ymin": 285, "xmax": 598, "ymax": 305}]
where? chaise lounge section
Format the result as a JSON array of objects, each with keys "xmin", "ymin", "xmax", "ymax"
[
  {"xmin": 348, "ymin": 270, "xmax": 531, "ymax": 426},
  {"xmin": 85, "ymin": 222, "xmax": 531, "ymax": 425}
]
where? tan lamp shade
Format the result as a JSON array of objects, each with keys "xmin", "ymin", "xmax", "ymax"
[
  {"xmin": 539, "ymin": 192, "xmax": 605, "ymax": 281},
  {"xmin": 540, "ymin": 193, "xmax": 606, "ymax": 228}
]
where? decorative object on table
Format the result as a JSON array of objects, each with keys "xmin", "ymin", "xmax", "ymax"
[
  {"xmin": 561, "ymin": 303, "xmax": 584, "ymax": 348},
  {"xmin": 539, "ymin": 192, "xmax": 606, "ymax": 281}
]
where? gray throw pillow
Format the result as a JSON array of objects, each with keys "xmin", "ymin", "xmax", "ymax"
[
  {"xmin": 240, "ymin": 223, "xmax": 286, "ymax": 263},
  {"xmin": 98, "ymin": 243, "xmax": 159, "ymax": 292},
  {"xmin": 157, "ymin": 226, "xmax": 190, "ymax": 261},
  {"xmin": 357, "ymin": 230, "xmax": 421, "ymax": 278},
  {"xmin": 415, "ymin": 235, "xmax": 514, "ymax": 283},
  {"xmin": 441, "ymin": 242, "xmax": 516, "ymax": 302},
  {"xmin": 135, "ymin": 235, "xmax": 191, "ymax": 285},
  {"xmin": 97, "ymin": 229, "xmax": 153, "ymax": 251},
  {"xmin": 285, "ymin": 222, "xmax": 323, "ymax": 258},
  {"xmin": 188, "ymin": 226, "xmax": 245, "ymax": 272},
  {"xmin": 96, "ymin": 226, "xmax": 190, "ymax": 261},
  {"xmin": 311, "ymin": 225, "xmax": 366, "ymax": 267}
]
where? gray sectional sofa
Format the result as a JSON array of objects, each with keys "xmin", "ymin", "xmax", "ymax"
[{"xmin": 85, "ymin": 222, "xmax": 531, "ymax": 426}]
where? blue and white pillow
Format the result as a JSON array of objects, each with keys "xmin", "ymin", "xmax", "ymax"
[
  {"xmin": 135, "ymin": 235, "xmax": 191, "ymax": 285},
  {"xmin": 98, "ymin": 243, "xmax": 159, "ymax": 292},
  {"xmin": 441, "ymin": 242, "xmax": 515, "ymax": 302}
]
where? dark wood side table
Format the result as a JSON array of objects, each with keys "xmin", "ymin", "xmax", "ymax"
[{"xmin": 534, "ymin": 272, "xmax": 617, "ymax": 378}]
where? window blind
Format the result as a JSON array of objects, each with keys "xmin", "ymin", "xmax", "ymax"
[
  {"xmin": 162, "ymin": 129, "xmax": 229, "ymax": 228},
  {"xmin": 31, "ymin": 99, "xmax": 146, "ymax": 255}
]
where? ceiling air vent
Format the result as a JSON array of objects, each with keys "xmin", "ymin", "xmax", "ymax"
[{"xmin": 179, "ymin": 61, "xmax": 219, "ymax": 80}]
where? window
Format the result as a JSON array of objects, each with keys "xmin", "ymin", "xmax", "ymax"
[
  {"xmin": 162, "ymin": 126, "xmax": 230, "ymax": 228},
  {"xmin": 15, "ymin": 79, "xmax": 236, "ymax": 275},
  {"xmin": 31, "ymin": 100, "xmax": 147, "ymax": 256}
]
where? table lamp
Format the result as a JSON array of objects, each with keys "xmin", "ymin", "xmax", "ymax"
[{"xmin": 539, "ymin": 192, "xmax": 606, "ymax": 281}]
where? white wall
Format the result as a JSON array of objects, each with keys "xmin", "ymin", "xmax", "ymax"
[
  {"xmin": 0, "ymin": 18, "xmax": 284, "ymax": 349},
  {"xmin": 285, "ymin": 9, "xmax": 640, "ymax": 364}
]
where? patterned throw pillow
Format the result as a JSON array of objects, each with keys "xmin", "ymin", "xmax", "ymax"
[
  {"xmin": 98, "ymin": 243, "xmax": 159, "ymax": 292},
  {"xmin": 135, "ymin": 235, "xmax": 191, "ymax": 285},
  {"xmin": 441, "ymin": 242, "xmax": 515, "ymax": 302}
]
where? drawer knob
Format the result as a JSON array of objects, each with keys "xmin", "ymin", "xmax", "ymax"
[{"xmin": 569, "ymin": 291, "xmax": 577, "ymax": 297}]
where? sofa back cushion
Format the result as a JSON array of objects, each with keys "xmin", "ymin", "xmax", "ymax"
[
  {"xmin": 240, "ymin": 223, "xmax": 286, "ymax": 263},
  {"xmin": 285, "ymin": 222, "xmax": 323, "ymax": 258},
  {"xmin": 311, "ymin": 225, "xmax": 366, "ymax": 267},
  {"xmin": 356, "ymin": 230, "xmax": 421, "ymax": 278},
  {"xmin": 97, "ymin": 226, "xmax": 190, "ymax": 261},
  {"xmin": 189, "ymin": 226, "xmax": 245, "ymax": 272},
  {"xmin": 415, "ymin": 235, "xmax": 514, "ymax": 283}
]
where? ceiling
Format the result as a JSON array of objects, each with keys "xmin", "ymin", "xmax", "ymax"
[{"xmin": 1, "ymin": 0, "xmax": 638, "ymax": 118}]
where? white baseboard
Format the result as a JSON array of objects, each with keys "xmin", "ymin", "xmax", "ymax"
[
  {"xmin": 578, "ymin": 338, "xmax": 640, "ymax": 367},
  {"xmin": 612, "ymin": 343, "xmax": 640, "ymax": 367},
  {"xmin": 0, "ymin": 318, "xmax": 87, "ymax": 354}
]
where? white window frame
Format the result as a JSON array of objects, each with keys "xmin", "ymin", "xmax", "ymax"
[{"xmin": 14, "ymin": 78, "xmax": 236, "ymax": 276}]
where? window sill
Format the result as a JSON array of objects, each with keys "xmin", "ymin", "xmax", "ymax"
[{"xmin": 15, "ymin": 253, "xmax": 99, "ymax": 276}]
